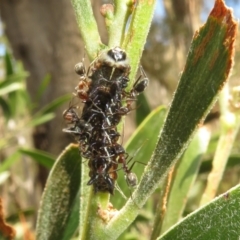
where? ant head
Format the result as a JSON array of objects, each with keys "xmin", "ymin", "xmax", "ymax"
[{"xmin": 62, "ymin": 108, "xmax": 78, "ymax": 124}]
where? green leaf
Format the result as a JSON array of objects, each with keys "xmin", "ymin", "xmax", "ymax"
[
  {"xmin": 111, "ymin": 106, "xmax": 166, "ymax": 208},
  {"xmin": 0, "ymin": 97, "xmax": 12, "ymax": 120},
  {"xmin": 108, "ymin": 0, "xmax": 133, "ymax": 47},
  {"xmin": 0, "ymin": 82, "xmax": 24, "ymax": 96},
  {"xmin": 33, "ymin": 94, "xmax": 71, "ymax": 116},
  {"xmin": 2, "ymin": 72, "xmax": 29, "ymax": 84},
  {"xmin": 123, "ymin": 0, "xmax": 157, "ymax": 87},
  {"xmin": 0, "ymin": 152, "xmax": 20, "ymax": 173},
  {"xmin": 36, "ymin": 144, "xmax": 81, "ymax": 240},
  {"xmin": 30, "ymin": 112, "xmax": 55, "ymax": 127},
  {"xmin": 199, "ymin": 154, "xmax": 240, "ymax": 174},
  {"xmin": 62, "ymin": 190, "xmax": 80, "ymax": 240},
  {"xmin": 78, "ymin": 157, "xmax": 93, "ymax": 239},
  {"xmin": 18, "ymin": 148, "xmax": 55, "ymax": 169},
  {"xmin": 133, "ymin": 0, "xmax": 237, "ymax": 209},
  {"xmin": 200, "ymin": 85, "xmax": 240, "ymax": 206},
  {"xmin": 159, "ymin": 184, "xmax": 240, "ymax": 240},
  {"xmin": 102, "ymin": 1, "xmax": 237, "ymax": 239},
  {"xmin": 71, "ymin": 0, "xmax": 105, "ymax": 60},
  {"xmin": 36, "ymin": 74, "xmax": 51, "ymax": 102},
  {"xmin": 136, "ymin": 93, "xmax": 151, "ymax": 125},
  {"xmin": 159, "ymin": 127, "xmax": 211, "ymax": 235},
  {"xmin": 4, "ymin": 51, "xmax": 14, "ymax": 76},
  {"xmin": 206, "ymin": 134, "xmax": 219, "ymax": 155},
  {"xmin": 8, "ymin": 88, "xmax": 30, "ymax": 116}
]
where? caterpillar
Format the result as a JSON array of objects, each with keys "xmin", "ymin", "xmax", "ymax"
[{"xmin": 63, "ymin": 47, "xmax": 148, "ymax": 194}]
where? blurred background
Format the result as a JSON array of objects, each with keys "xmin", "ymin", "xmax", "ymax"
[{"xmin": 0, "ymin": 0, "xmax": 240, "ymax": 238}]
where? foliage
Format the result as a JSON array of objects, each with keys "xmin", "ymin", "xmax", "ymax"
[
  {"xmin": 0, "ymin": 49, "xmax": 70, "ymax": 162},
  {"xmin": 0, "ymin": 46, "xmax": 71, "ymax": 239},
  {"xmin": 13, "ymin": 0, "xmax": 240, "ymax": 239}
]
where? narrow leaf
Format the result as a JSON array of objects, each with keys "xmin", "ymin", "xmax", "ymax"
[
  {"xmin": 159, "ymin": 184, "xmax": 240, "ymax": 240},
  {"xmin": 134, "ymin": 0, "xmax": 237, "ymax": 209},
  {"xmin": 19, "ymin": 148, "xmax": 55, "ymax": 169},
  {"xmin": 33, "ymin": 94, "xmax": 71, "ymax": 116},
  {"xmin": 0, "ymin": 152, "xmax": 21, "ymax": 173},
  {"xmin": 200, "ymin": 85, "xmax": 240, "ymax": 205},
  {"xmin": 71, "ymin": 0, "xmax": 105, "ymax": 60},
  {"xmin": 111, "ymin": 106, "xmax": 166, "ymax": 208},
  {"xmin": 160, "ymin": 127, "xmax": 211, "ymax": 235},
  {"xmin": 103, "ymin": 1, "xmax": 237, "ymax": 238},
  {"xmin": 30, "ymin": 113, "xmax": 55, "ymax": 127},
  {"xmin": 0, "ymin": 97, "xmax": 12, "ymax": 120},
  {"xmin": 0, "ymin": 83, "xmax": 24, "ymax": 96},
  {"xmin": 200, "ymin": 154, "xmax": 240, "ymax": 173},
  {"xmin": 62, "ymin": 190, "xmax": 80, "ymax": 240},
  {"xmin": 4, "ymin": 51, "xmax": 14, "ymax": 76},
  {"xmin": 108, "ymin": 0, "xmax": 133, "ymax": 47},
  {"xmin": 36, "ymin": 144, "xmax": 81, "ymax": 240},
  {"xmin": 123, "ymin": 0, "xmax": 157, "ymax": 88},
  {"xmin": 136, "ymin": 93, "xmax": 151, "ymax": 125},
  {"xmin": 36, "ymin": 74, "xmax": 51, "ymax": 102},
  {"xmin": 79, "ymin": 158, "xmax": 93, "ymax": 239}
]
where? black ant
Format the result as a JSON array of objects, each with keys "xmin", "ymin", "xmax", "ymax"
[{"xmin": 125, "ymin": 66, "xmax": 149, "ymax": 99}]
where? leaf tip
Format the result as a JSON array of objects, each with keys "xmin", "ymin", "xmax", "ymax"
[
  {"xmin": 210, "ymin": 0, "xmax": 238, "ymax": 79},
  {"xmin": 210, "ymin": 0, "xmax": 232, "ymax": 20},
  {"xmin": 210, "ymin": 0, "xmax": 238, "ymax": 39}
]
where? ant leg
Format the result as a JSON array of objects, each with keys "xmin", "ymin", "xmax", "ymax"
[
  {"xmin": 115, "ymin": 181, "xmax": 127, "ymax": 200},
  {"xmin": 128, "ymin": 160, "xmax": 147, "ymax": 172}
]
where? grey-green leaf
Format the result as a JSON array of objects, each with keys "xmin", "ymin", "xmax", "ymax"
[
  {"xmin": 159, "ymin": 184, "xmax": 240, "ymax": 240},
  {"xmin": 36, "ymin": 144, "xmax": 81, "ymax": 240},
  {"xmin": 160, "ymin": 127, "xmax": 211, "ymax": 235}
]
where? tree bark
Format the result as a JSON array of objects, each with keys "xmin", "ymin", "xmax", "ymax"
[{"xmin": 0, "ymin": 0, "xmax": 84, "ymax": 155}]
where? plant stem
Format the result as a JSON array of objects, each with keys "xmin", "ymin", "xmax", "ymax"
[
  {"xmin": 108, "ymin": 0, "xmax": 133, "ymax": 48},
  {"xmin": 200, "ymin": 84, "xmax": 240, "ymax": 206},
  {"xmin": 71, "ymin": 0, "xmax": 105, "ymax": 60}
]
